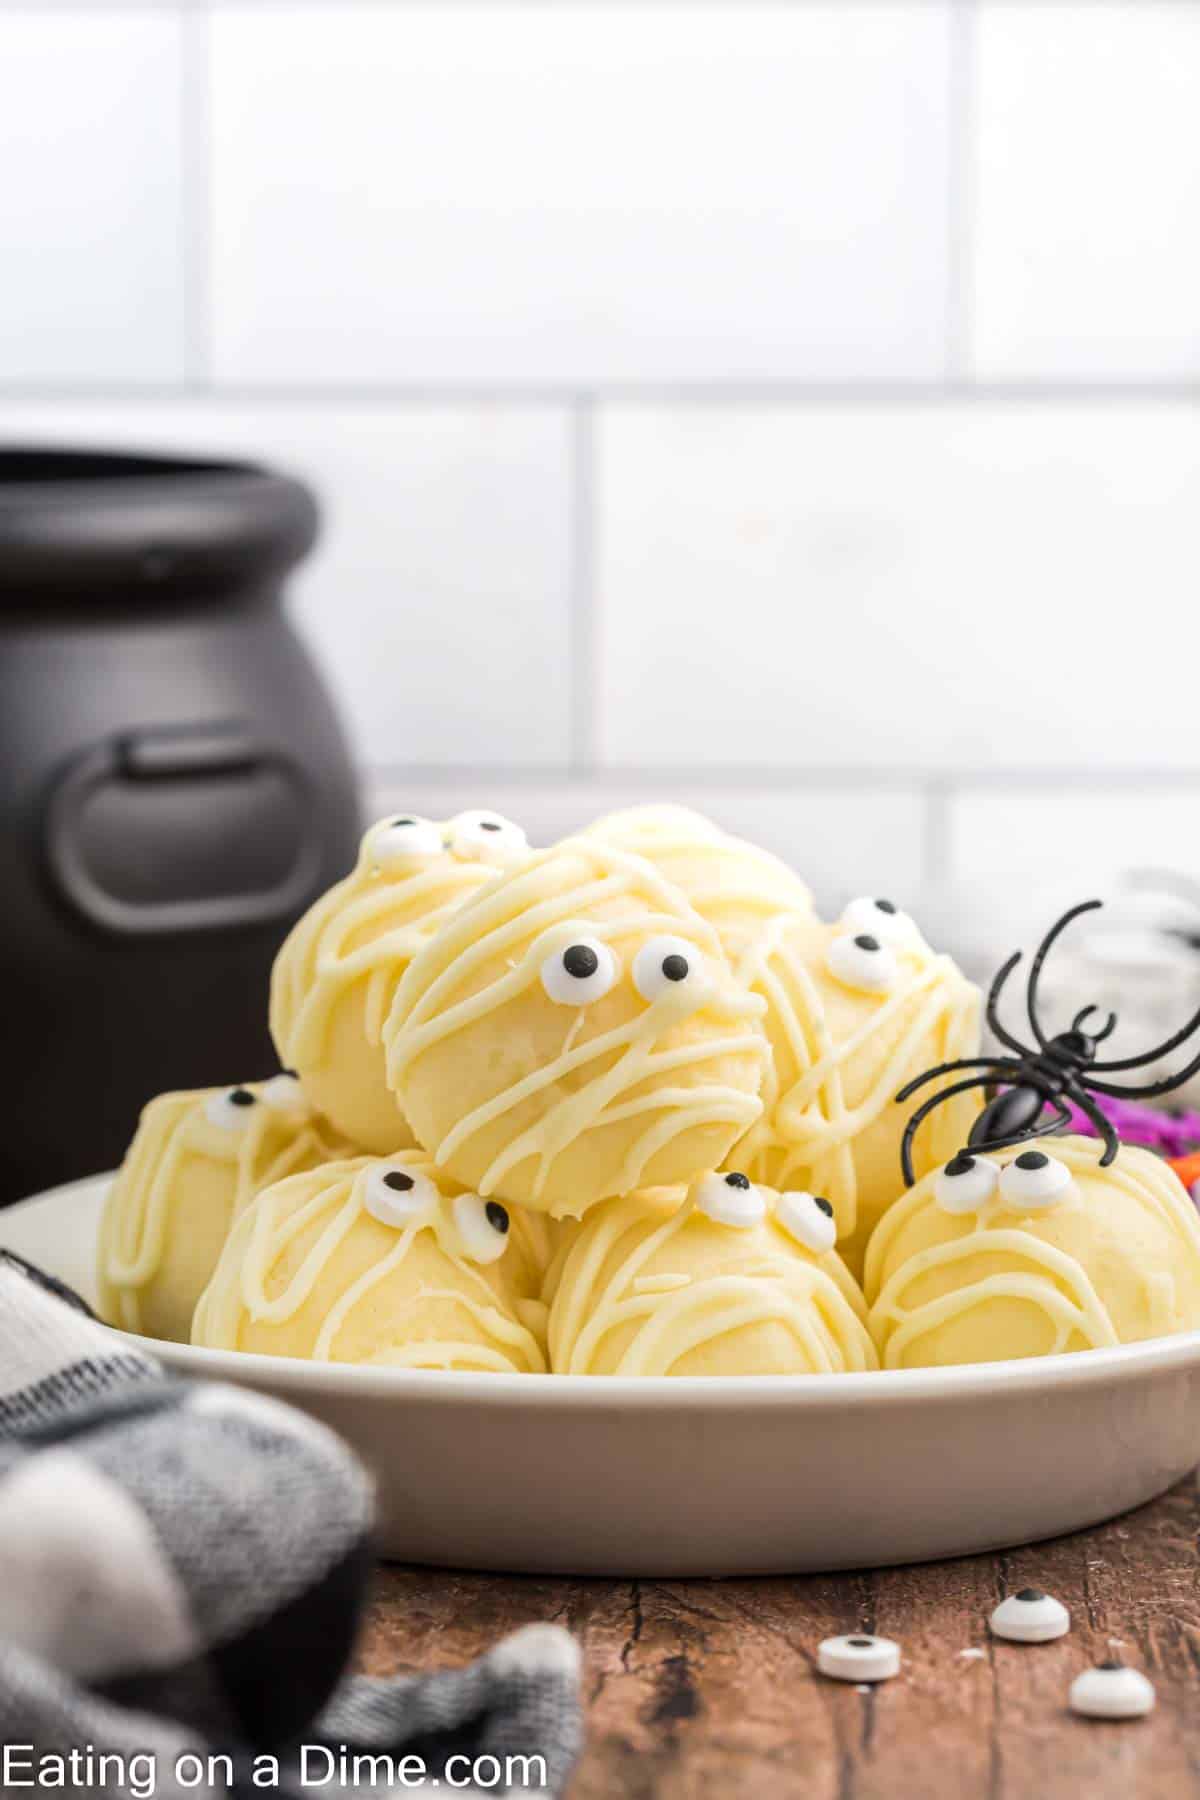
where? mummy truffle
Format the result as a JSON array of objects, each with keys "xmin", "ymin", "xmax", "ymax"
[
  {"xmin": 96, "ymin": 1078, "xmax": 348, "ymax": 1342},
  {"xmin": 192, "ymin": 1155, "xmax": 546, "ymax": 1371},
  {"xmin": 384, "ymin": 838, "xmax": 770, "ymax": 1217},
  {"xmin": 270, "ymin": 811, "xmax": 529, "ymax": 1153},
  {"xmin": 585, "ymin": 804, "xmax": 815, "ymax": 966},
  {"xmin": 865, "ymin": 1136, "xmax": 1200, "ymax": 1369},
  {"xmin": 543, "ymin": 1177, "xmax": 876, "ymax": 1375},
  {"xmin": 734, "ymin": 904, "xmax": 982, "ymax": 1278}
]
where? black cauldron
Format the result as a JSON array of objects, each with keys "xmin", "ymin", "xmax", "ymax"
[{"xmin": 0, "ymin": 447, "xmax": 360, "ymax": 1204}]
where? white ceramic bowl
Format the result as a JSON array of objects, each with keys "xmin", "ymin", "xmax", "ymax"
[{"xmin": 6, "ymin": 1173, "xmax": 1200, "ymax": 1576}]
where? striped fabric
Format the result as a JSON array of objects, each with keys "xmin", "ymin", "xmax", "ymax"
[{"xmin": 0, "ymin": 1254, "xmax": 582, "ymax": 1796}]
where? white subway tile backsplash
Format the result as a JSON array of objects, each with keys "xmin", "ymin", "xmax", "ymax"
[
  {"xmin": 597, "ymin": 403, "xmax": 1200, "ymax": 774},
  {"xmin": 362, "ymin": 778, "xmax": 928, "ymax": 919},
  {"xmin": 947, "ymin": 788, "xmax": 1200, "ymax": 890},
  {"xmin": 209, "ymin": 2, "xmax": 952, "ymax": 387},
  {"xmin": 0, "ymin": 402, "xmax": 572, "ymax": 771},
  {"xmin": 972, "ymin": 3, "xmax": 1200, "ymax": 381},
  {"xmin": 0, "ymin": 13, "xmax": 185, "ymax": 385}
]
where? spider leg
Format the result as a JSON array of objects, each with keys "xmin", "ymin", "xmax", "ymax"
[
  {"xmin": 1073, "ymin": 1004, "xmax": 1117, "ymax": 1045},
  {"xmin": 1026, "ymin": 899, "xmax": 1104, "ymax": 1049},
  {"xmin": 1091, "ymin": 995, "xmax": 1200, "ymax": 1071},
  {"xmin": 1088, "ymin": 1041, "xmax": 1200, "ymax": 1101},
  {"xmin": 1067, "ymin": 1086, "xmax": 1121, "ymax": 1166},
  {"xmin": 899, "ymin": 1073, "xmax": 996, "ymax": 1186},
  {"xmin": 894, "ymin": 1056, "xmax": 1024, "ymax": 1106},
  {"xmin": 986, "ymin": 951, "xmax": 1033, "ymax": 1057}
]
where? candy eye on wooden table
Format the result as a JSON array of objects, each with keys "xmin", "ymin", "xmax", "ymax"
[{"xmin": 360, "ymin": 1476, "xmax": 1197, "ymax": 1800}]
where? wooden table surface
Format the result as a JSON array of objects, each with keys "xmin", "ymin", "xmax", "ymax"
[{"xmin": 359, "ymin": 1471, "xmax": 1200, "ymax": 1798}]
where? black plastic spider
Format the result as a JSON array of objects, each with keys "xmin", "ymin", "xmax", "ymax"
[{"xmin": 895, "ymin": 899, "xmax": 1200, "ymax": 1185}]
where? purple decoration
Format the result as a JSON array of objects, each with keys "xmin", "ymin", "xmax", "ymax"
[{"xmin": 1060, "ymin": 1093, "xmax": 1200, "ymax": 1158}]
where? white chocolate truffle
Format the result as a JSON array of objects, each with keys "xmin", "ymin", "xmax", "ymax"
[
  {"xmin": 817, "ymin": 1635, "xmax": 901, "ymax": 1683},
  {"xmin": 733, "ymin": 908, "xmax": 982, "ymax": 1279},
  {"xmin": 384, "ymin": 838, "xmax": 769, "ymax": 1217},
  {"xmin": 866, "ymin": 1137, "xmax": 1200, "ymax": 1369},
  {"xmin": 543, "ymin": 1180, "xmax": 876, "ymax": 1376},
  {"xmin": 585, "ymin": 804, "xmax": 815, "ymax": 967},
  {"xmin": 1069, "ymin": 1662, "xmax": 1155, "ymax": 1720},
  {"xmin": 192, "ymin": 1155, "xmax": 546, "ymax": 1371},
  {"xmin": 96, "ymin": 1080, "xmax": 349, "ymax": 1342},
  {"xmin": 270, "ymin": 812, "xmax": 529, "ymax": 1153},
  {"xmin": 989, "ymin": 1589, "xmax": 1070, "ymax": 1643}
]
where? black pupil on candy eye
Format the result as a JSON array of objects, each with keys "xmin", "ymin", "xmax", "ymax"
[
  {"xmin": 661, "ymin": 953, "xmax": 689, "ymax": 981},
  {"xmin": 563, "ymin": 944, "xmax": 599, "ymax": 979},
  {"xmin": 384, "ymin": 1172, "xmax": 415, "ymax": 1193},
  {"xmin": 230, "ymin": 1088, "xmax": 255, "ymax": 1107},
  {"xmin": 480, "ymin": 820, "xmax": 501, "ymax": 832},
  {"xmin": 875, "ymin": 899, "xmax": 897, "ymax": 914},
  {"xmin": 947, "ymin": 1153, "xmax": 975, "ymax": 1176},
  {"xmin": 854, "ymin": 935, "xmax": 880, "ymax": 953},
  {"xmin": 848, "ymin": 1638, "xmax": 873, "ymax": 1649},
  {"xmin": 1016, "ymin": 1588, "xmax": 1045, "ymax": 1602},
  {"xmin": 815, "ymin": 1197, "xmax": 833, "ymax": 1217},
  {"xmin": 725, "ymin": 1173, "xmax": 751, "ymax": 1190},
  {"xmin": 391, "ymin": 817, "xmax": 415, "ymax": 827},
  {"xmin": 486, "ymin": 1202, "xmax": 510, "ymax": 1234},
  {"xmin": 1016, "ymin": 1151, "xmax": 1048, "ymax": 1170}
]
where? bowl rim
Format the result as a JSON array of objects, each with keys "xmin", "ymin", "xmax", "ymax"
[{"xmin": 14, "ymin": 1170, "xmax": 1200, "ymax": 1412}]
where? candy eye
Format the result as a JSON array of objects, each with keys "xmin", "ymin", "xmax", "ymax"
[
  {"xmin": 369, "ymin": 815, "xmax": 444, "ymax": 868},
  {"xmin": 257, "ymin": 1072, "xmax": 309, "ymax": 1116},
  {"xmin": 1069, "ymin": 1661, "xmax": 1155, "ymax": 1721},
  {"xmin": 540, "ymin": 937, "xmax": 618, "ymax": 1006},
  {"xmin": 839, "ymin": 896, "xmax": 918, "ymax": 949},
  {"xmin": 363, "ymin": 1162, "xmax": 439, "ymax": 1227},
  {"xmin": 453, "ymin": 1192, "xmax": 510, "ymax": 1264},
  {"xmin": 204, "ymin": 1086, "xmax": 258, "ymax": 1131},
  {"xmin": 935, "ymin": 1152, "xmax": 1000, "ymax": 1214},
  {"xmin": 826, "ymin": 932, "xmax": 899, "ymax": 994},
  {"xmin": 448, "ymin": 810, "xmax": 528, "ymax": 864},
  {"xmin": 817, "ymin": 1635, "xmax": 901, "ymax": 1684},
  {"xmin": 776, "ymin": 1190, "xmax": 837, "ymax": 1254},
  {"xmin": 632, "ymin": 936, "xmax": 708, "ymax": 1004},
  {"xmin": 989, "ymin": 1588, "xmax": 1070, "ymax": 1644},
  {"xmin": 999, "ymin": 1150, "xmax": 1072, "ymax": 1210},
  {"xmin": 691, "ymin": 1171, "xmax": 766, "ymax": 1228}
]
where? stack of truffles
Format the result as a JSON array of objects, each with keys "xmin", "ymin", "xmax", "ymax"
[{"xmin": 98, "ymin": 805, "xmax": 1200, "ymax": 1374}]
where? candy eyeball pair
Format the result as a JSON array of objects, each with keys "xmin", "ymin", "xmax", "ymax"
[
  {"xmin": 690, "ymin": 1172, "xmax": 837, "ymax": 1253},
  {"xmin": 204, "ymin": 1074, "xmax": 308, "ymax": 1131},
  {"xmin": 362, "ymin": 1162, "xmax": 510, "ymax": 1264},
  {"xmin": 825, "ymin": 897, "xmax": 920, "ymax": 995},
  {"xmin": 539, "ymin": 933, "xmax": 708, "ymax": 1008},
  {"xmin": 935, "ymin": 1149, "xmax": 1074, "ymax": 1216},
  {"xmin": 369, "ymin": 810, "xmax": 528, "ymax": 871}
]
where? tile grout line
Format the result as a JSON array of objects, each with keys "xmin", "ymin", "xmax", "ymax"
[
  {"xmin": 358, "ymin": 765, "xmax": 1200, "ymax": 792},
  {"xmin": 2, "ymin": 382, "xmax": 1200, "ymax": 408},
  {"xmin": 569, "ymin": 396, "xmax": 598, "ymax": 775},
  {"xmin": 180, "ymin": 2, "xmax": 212, "ymax": 391}
]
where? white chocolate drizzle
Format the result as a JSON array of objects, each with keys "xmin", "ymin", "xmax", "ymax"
[
  {"xmin": 192, "ymin": 1158, "xmax": 545, "ymax": 1372},
  {"xmin": 734, "ymin": 910, "xmax": 981, "ymax": 1245},
  {"xmin": 385, "ymin": 839, "xmax": 769, "ymax": 1208},
  {"xmin": 269, "ymin": 818, "xmax": 506, "ymax": 1083},
  {"xmin": 546, "ymin": 1187, "xmax": 875, "ymax": 1376},
  {"xmin": 865, "ymin": 1137, "xmax": 1200, "ymax": 1368},
  {"xmin": 96, "ymin": 1084, "xmax": 345, "ymax": 1336}
]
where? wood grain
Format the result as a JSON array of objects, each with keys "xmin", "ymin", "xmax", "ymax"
[{"xmin": 357, "ymin": 1472, "xmax": 1200, "ymax": 1797}]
